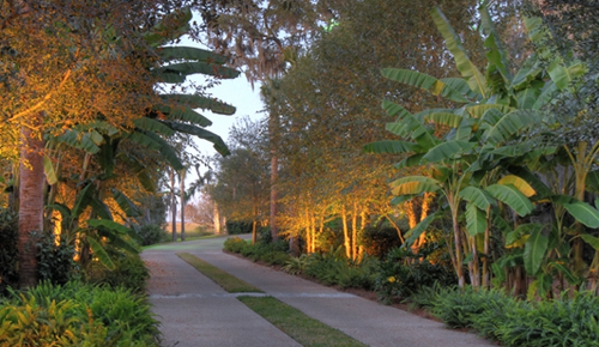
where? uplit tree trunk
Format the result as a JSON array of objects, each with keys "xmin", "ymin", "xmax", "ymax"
[
  {"xmin": 351, "ymin": 202, "xmax": 358, "ymax": 261},
  {"xmin": 341, "ymin": 204, "xmax": 351, "ymax": 259},
  {"xmin": 252, "ymin": 205, "xmax": 258, "ymax": 245},
  {"xmin": 18, "ymin": 116, "xmax": 45, "ymax": 288},
  {"xmin": 180, "ymin": 169, "xmax": 186, "ymax": 241},
  {"xmin": 213, "ymin": 201, "xmax": 221, "ymax": 235},
  {"xmin": 169, "ymin": 169, "xmax": 177, "ymax": 241}
]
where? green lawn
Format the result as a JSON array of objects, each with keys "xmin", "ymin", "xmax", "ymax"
[
  {"xmin": 176, "ymin": 252, "xmax": 263, "ymax": 293},
  {"xmin": 239, "ymin": 296, "xmax": 368, "ymax": 347}
]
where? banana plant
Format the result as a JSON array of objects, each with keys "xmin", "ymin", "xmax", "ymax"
[
  {"xmin": 364, "ymin": 3, "xmax": 576, "ymax": 288},
  {"xmin": 42, "ymin": 7, "xmax": 240, "ymax": 269}
]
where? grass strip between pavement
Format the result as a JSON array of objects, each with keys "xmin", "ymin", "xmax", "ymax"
[
  {"xmin": 177, "ymin": 252, "xmax": 263, "ymax": 293},
  {"xmin": 239, "ymin": 296, "xmax": 368, "ymax": 347}
]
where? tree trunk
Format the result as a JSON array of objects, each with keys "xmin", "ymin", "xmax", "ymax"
[
  {"xmin": 341, "ymin": 205, "xmax": 351, "ymax": 258},
  {"xmin": 452, "ymin": 207, "xmax": 465, "ymax": 288},
  {"xmin": 252, "ymin": 220, "xmax": 257, "ymax": 245},
  {"xmin": 18, "ymin": 119, "xmax": 45, "ymax": 288},
  {"xmin": 213, "ymin": 201, "xmax": 221, "ymax": 235},
  {"xmin": 351, "ymin": 202, "xmax": 358, "ymax": 261},
  {"xmin": 269, "ymin": 111, "xmax": 279, "ymax": 242},
  {"xmin": 169, "ymin": 169, "xmax": 177, "ymax": 242},
  {"xmin": 180, "ymin": 169, "xmax": 186, "ymax": 241}
]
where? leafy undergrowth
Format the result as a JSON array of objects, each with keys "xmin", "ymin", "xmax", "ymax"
[
  {"xmin": 239, "ymin": 296, "xmax": 368, "ymax": 347},
  {"xmin": 433, "ymin": 286, "xmax": 599, "ymax": 347},
  {"xmin": 176, "ymin": 252, "xmax": 263, "ymax": 293},
  {"xmin": 0, "ymin": 281, "xmax": 160, "ymax": 347}
]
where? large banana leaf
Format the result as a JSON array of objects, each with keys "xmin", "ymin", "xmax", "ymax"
[
  {"xmin": 55, "ymin": 129, "xmax": 104, "ymax": 154},
  {"xmin": 562, "ymin": 200, "xmax": 599, "ymax": 228},
  {"xmin": 507, "ymin": 166, "xmax": 553, "ymax": 199},
  {"xmin": 394, "ymin": 153, "xmax": 425, "ymax": 168},
  {"xmin": 143, "ymin": 8, "xmax": 192, "ymax": 47},
  {"xmin": 440, "ymin": 78, "xmax": 480, "ymax": 100},
  {"xmin": 480, "ymin": 4, "xmax": 511, "ymax": 82},
  {"xmin": 89, "ymin": 197, "xmax": 113, "ymax": 221},
  {"xmin": 459, "ymin": 186, "xmax": 494, "ymax": 210},
  {"xmin": 133, "ymin": 117, "xmax": 175, "ymax": 136},
  {"xmin": 88, "ymin": 219, "xmax": 130, "ymax": 234},
  {"xmin": 466, "ymin": 203, "xmax": 487, "ymax": 236},
  {"xmin": 516, "ymin": 87, "xmax": 542, "ymax": 109},
  {"xmin": 158, "ymin": 46, "xmax": 227, "ymax": 64},
  {"xmin": 143, "ymin": 131, "xmax": 184, "ymax": 170},
  {"xmin": 167, "ymin": 122, "xmax": 230, "ymax": 156},
  {"xmin": 523, "ymin": 224, "xmax": 548, "ymax": 275},
  {"xmin": 112, "ymin": 188, "xmax": 141, "ymax": 217},
  {"xmin": 421, "ymin": 141, "xmax": 475, "ymax": 163},
  {"xmin": 381, "ymin": 99, "xmax": 413, "ymax": 120},
  {"xmin": 383, "ymin": 100, "xmax": 437, "ymax": 148},
  {"xmin": 72, "ymin": 183, "xmax": 94, "ymax": 219},
  {"xmin": 88, "ymin": 237, "xmax": 115, "ymax": 270},
  {"xmin": 424, "ymin": 112, "xmax": 464, "ymax": 128},
  {"xmin": 466, "ymin": 104, "xmax": 512, "ymax": 119},
  {"xmin": 390, "ymin": 176, "xmax": 441, "ymax": 196},
  {"xmin": 498, "ymin": 175, "xmax": 536, "ymax": 198},
  {"xmin": 155, "ymin": 62, "xmax": 240, "ymax": 81},
  {"xmin": 363, "ymin": 140, "xmax": 419, "ymax": 154},
  {"xmin": 154, "ymin": 105, "xmax": 212, "ymax": 127},
  {"xmin": 532, "ymin": 81, "xmax": 558, "ymax": 110},
  {"xmin": 403, "ymin": 213, "xmax": 437, "ymax": 248},
  {"xmin": 161, "ymin": 94, "xmax": 236, "ymax": 115},
  {"xmin": 382, "ymin": 68, "xmax": 470, "ymax": 103},
  {"xmin": 128, "ymin": 132, "xmax": 162, "ymax": 151},
  {"xmin": 43, "ymin": 155, "xmax": 58, "ymax": 185},
  {"xmin": 484, "ymin": 110, "xmax": 541, "ymax": 144},
  {"xmin": 511, "ymin": 58, "xmax": 543, "ymax": 90},
  {"xmin": 581, "ymin": 234, "xmax": 599, "ymax": 250},
  {"xmin": 431, "ymin": 7, "xmax": 487, "ymax": 97},
  {"xmin": 486, "ymin": 183, "xmax": 534, "ymax": 217}
]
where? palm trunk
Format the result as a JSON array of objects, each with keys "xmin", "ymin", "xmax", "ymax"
[
  {"xmin": 18, "ymin": 119, "xmax": 45, "ymax": 288},
  {"xmin": 180, "ymin": 169, "xmax": 186, "ymax": 241},
  {"xmin": 169, "ymin": 169, "xmax": 177, "ymax": 241}
]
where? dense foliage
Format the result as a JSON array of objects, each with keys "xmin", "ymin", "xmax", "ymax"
[{"xmin": 0, "ymin": 281, "xmax": 160, "ymax": 347}]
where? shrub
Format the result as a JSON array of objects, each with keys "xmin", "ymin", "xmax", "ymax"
[
  {"xmin": 0, "ymin": 281, "xmax": 160, "ymax": 347},
  {"xmin": 226, "ymin": 221, "xmax": 252, "ymax": 235},
  {"xmin": 361, "ymin": 225, "xmax": 403, "ymax": 258},
  {"xmin": 88, "ymin": 250, "xmax": 149, "ymax": 293},
  {"xmin": 0, "ymin": 209, "xmax": 18, "ymax": 293},
  {"xmin": 431, "ymin": 286, "xmax": 599, "ymax": 347},
  {"xmin": 36, "ymin": 232, "xmax": 76, "ymax": 285},
  {"xmin": 301, "ymin": 251, "xmax": 379, "ymax": 290},
  {"xmin": 137, "ymin": 224, "xmax": 168, "ymax": 246},
  {"xmin": 224, "ymin": 237, "xmax": 250, "ymax": 253},
  {"xmin": 375, "ymin": 247, "xmax": 456, "ymax": 303},
  {"xmin": 433, "ymin": 286, "xmax": 519, "ymax": 329},
  {"xmin": 497, "ymin": 292, "xmax": 599, "ymax": 347}
]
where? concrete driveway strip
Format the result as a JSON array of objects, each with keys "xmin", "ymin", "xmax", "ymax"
[
  {"xmin": 142, "ymin": 249, "xmax": 302, "ymax": 347},
  {"xmin": 193, "ymin": 249, "xmax": 497, "ymax": 347}
]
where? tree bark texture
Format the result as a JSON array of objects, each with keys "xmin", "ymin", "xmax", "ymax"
[{"xmin": 18, "ymin": 119, "xmax": 45, "ymax": 288}]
